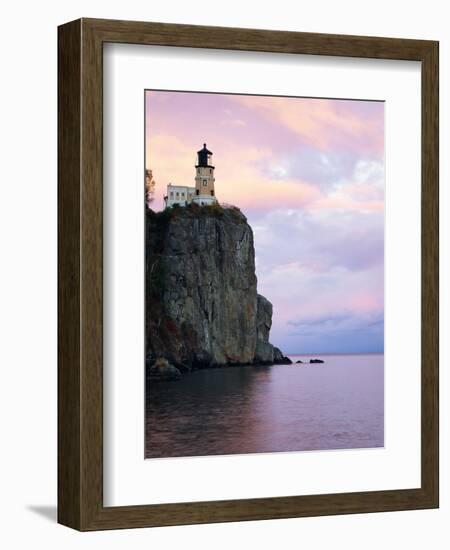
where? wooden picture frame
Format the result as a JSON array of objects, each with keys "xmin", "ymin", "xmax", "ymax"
[{"xmin": 58, "ymin": 18, "xmax": 439, "ymax": 531}]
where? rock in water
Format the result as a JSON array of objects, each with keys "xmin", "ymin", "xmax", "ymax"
[
  {"xmin": 310, "ymin": 358, "xmax": 324, "ymax": 364},
  {"xmin": 145, "ymin": 204, "xmax": 287, "ymax": 368},
  {"xmin": 273, "ymin": 347, "xmax": 292, "ymax": 364},
  {"xmin": 148, "ymin": 357, "xmax": 182, "ymax": 381}
]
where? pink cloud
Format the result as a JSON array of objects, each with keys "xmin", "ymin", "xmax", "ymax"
[
  {"xmin": 230, "ymin": 95, "xmax": 384, "ymax": 156},
  {"xmin": 145, "ymin": 90, "xmax": 384, "ymax": 352}
]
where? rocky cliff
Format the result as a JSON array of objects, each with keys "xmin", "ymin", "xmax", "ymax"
[{"xmin": 145, "ymin": 203, "xmax": 290, "ymax": 370}]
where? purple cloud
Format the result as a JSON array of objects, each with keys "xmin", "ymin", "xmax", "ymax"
[
  {"xmin": 146, "ymin": 90, "xmax": 384, "ymax": 353},
  {"xmin": 248, "ymin": 208, "xmax": 384, "ymax": 274}
]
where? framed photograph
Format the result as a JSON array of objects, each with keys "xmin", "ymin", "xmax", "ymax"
[{"xmin": 58, "ymin": 18, "xmax": 439, "ymax": 530}]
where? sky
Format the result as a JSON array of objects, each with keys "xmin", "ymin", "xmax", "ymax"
[{"xmin": 145, "ymin": 91, "xmax": 384, "ymax": 354}]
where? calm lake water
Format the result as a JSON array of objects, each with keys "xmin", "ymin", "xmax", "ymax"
[{"xmin": 145, "ymin": 354, "xmax": 384, "ymax": 459}]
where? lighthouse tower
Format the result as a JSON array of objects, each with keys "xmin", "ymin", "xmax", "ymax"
[{"xmin": 192, "ymin": 143, "xmax": 217, "ymax": 206}]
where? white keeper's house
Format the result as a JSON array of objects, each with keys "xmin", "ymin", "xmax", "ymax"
[{"xmin": 164, "ymin": 143, "xmax": 218, "ymax": 208}]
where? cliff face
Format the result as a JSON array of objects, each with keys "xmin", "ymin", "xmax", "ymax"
[
  {"xmin": 255, "ymin": 294, "xmax": 275, "ymax": 364},
  {"xmin": 146, "ymin": 204, "xmax": 288, "ymax": 369}
]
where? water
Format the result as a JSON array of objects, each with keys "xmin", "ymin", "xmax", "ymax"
[{"xmin": 145, "ymin": 354, "xmax": 384, "ymax": 459}]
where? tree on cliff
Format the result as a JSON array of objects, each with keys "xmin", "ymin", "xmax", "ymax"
[{"xmin": 145, "ymin": 169, "xmax": 156, "ymax": 207}]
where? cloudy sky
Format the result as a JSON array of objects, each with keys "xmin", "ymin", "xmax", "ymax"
[{"xmin": 145, "ymin": 91, "xmax": 384, "ymax": 355}]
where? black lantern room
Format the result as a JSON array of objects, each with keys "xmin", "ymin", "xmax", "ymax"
[{"xmin": 196, "ymin": 143, "xmax": 214, "ymax": 168}]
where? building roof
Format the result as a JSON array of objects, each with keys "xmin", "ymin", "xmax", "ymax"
[
  {"xmin": 197, "ymin": 143, "xmax": 212, "ymax": 155},
  {"xmin": 196, "ymin": 143, "xmax": 214, "ymax": 168},
  {"xmin": 167, "ymin": 183, "xmax": 196, "ymax": 191}
]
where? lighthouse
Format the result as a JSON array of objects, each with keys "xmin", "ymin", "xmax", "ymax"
[
  {"xmin": 192, "ymin": 143, "xmax": 217, "ymax": 206},
  {"xmin": 164, "ymin": 143, "xmax": 218, "ymax": 208}
]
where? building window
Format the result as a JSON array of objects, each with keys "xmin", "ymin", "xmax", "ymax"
[
  {"xmin": 210, "ymin": 168, "xmax": 212, "ymax": 174},
  {"xmin": 170, "ymin": 192, "xmax": 174, "ymax": 198},
  {"xmin": 210, "ymin": 190, "xmax": 214, "ymax": 196},
  {"xmin": 196, "ymin": 189, "xmax": 199, "ymax": 195},
  {"xmin": 203, "ymin": 179, "xmax": 207, "ymax": 186},
  {"xmin": 181, "ymin": 192, "xmax": 185, "ymax": 197}
]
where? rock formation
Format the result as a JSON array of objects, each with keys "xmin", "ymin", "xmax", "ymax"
[
  {"xmin": 254, "ymin": 294, "xmax": 275, "ymax": 364},
  {"xmin": 148, "ymin": 357, "xmax": 182, "ymax": 381},
  {"xmin": 145, "ymin": 203, "xmax": 290, "ymax": 370}
]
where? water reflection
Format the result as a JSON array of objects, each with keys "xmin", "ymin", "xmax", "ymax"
[{"xmin": 145, "ymin": 354, "xmax": 384, "ymax": 458}]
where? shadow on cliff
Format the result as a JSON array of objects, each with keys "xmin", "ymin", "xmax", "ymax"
[{"xmin": 145, "ymin": 203, "xmax": 291, "ymax": 373}]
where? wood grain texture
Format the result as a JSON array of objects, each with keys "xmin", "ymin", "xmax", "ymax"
[
  {"xmin": 58, "ymin": 18, "xmax": 439, "ymax": 531},
  {"xmin": 420, "ymin": 41, "xmax": 439, "ymax": 505},
  {"xmin": 57, "ymin": 19, "xmax": 82, "ymax": 530}
]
